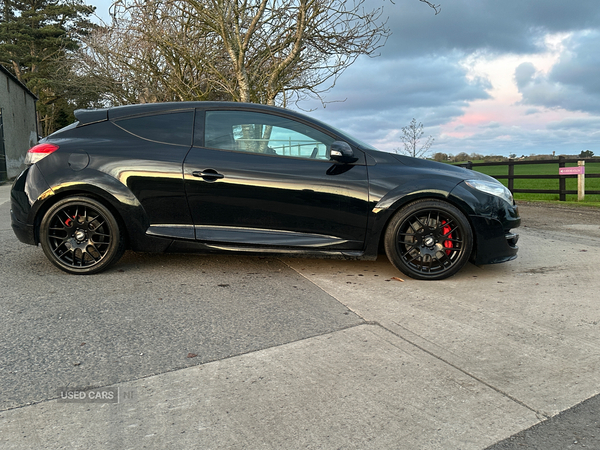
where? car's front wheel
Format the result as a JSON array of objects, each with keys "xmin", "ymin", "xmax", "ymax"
[
  {"xmin": 39, "ymin": 196, "xmax": 125, "ymax": 274},
  {"xmin": 384, "ymin": 199, "xmax": 473, "ymax": 280}
]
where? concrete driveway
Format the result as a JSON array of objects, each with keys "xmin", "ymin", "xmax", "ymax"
[{"xmin": 1, "ymin": 181, "xmax": 599, "ymax": 449}]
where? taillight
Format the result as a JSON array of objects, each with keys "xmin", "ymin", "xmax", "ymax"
[{"xmin": 25, "ymin": 143, "xmax": 59, "ymax": 165}]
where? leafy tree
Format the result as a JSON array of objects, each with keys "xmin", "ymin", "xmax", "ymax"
[
  {"xmin": 0, "ymin": 0, "xmax": 97, "ymax": 135},
  {"xmin": 454, "ymin": 152, "xmax": 469, "ymax": 163},
  {"xmin": 395, "ymin": 118, "xmax": 434, "ymax": 158},
  {"xmin": 484, "ymin": 155, "xmax": 507, "ymax": 162},
  {"xmin": 432, "ymin": 152, "xmax": 448, "ymax": 162},
  {"xmin": 580, "ymin": 150, "xmax": 594, "ymax": 158}
]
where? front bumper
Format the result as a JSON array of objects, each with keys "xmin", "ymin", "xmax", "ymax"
[{"xmin": 470, "ymin": 215, "xmax": 519, "ymax": 265}]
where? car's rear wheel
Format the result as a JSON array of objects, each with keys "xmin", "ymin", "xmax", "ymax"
[
  {"xmin": 39, "ymin": 196, "xmax": 125, "ymax": 274},
  {"xmin": 384, "ymin": 199, "xmax": 473, "ymax": 280}
]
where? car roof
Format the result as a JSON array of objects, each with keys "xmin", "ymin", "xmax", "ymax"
[
  {"xmin": 75, "ymin": 102, "xmax": 310, "ymax": 125},
  {"xmin": 73, "ymin": 101, "xmax": 371, "ymax": 150}
]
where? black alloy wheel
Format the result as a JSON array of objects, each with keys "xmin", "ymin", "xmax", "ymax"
[
  {"xmin": 39, "ymin": 196, "xmax": 125, "ymax": 274},
  {"xmin": 384, "ymin": 199, "xmax": 473, "ymax": 280}
]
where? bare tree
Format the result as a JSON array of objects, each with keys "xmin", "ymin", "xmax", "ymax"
[
  {"xmin": 75, "ymin": 0, "xmax": 394, "ymax": 106},
  {"xmin": 182, "ymin": 0, "xmax": 392, "ymax": 105},
  {"xmin": 395, "ymin": 118, "xmax": 434, "ymax": 158},
  {"xmin": 69, "ymin": 0, "xmax": 232, "ymax": 105},
  {"xmin": 418, "ymin": 0, "xmax": 441, "ymax": 15}
]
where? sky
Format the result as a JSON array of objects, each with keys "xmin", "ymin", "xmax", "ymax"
[{"xmin": 89, "ymin": 0, "xmax": 600, "ymax": 157}]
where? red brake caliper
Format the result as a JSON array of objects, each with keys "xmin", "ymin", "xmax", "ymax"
[
  {"xmin": 442, "ymin": 220, "xmax": 453, "ymax": 255},
  {"xmin": 65, "ymin": 215, "xmax": 79, "ymax": 227}
]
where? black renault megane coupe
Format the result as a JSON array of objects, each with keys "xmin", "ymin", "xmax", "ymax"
[{"xmin": 10, "ymin": 102, "xmax": 520, "ymax": 279}]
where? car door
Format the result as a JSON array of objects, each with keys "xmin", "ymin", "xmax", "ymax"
[{"xmin": 183, "ymin": 108, "xmax": 369, "ymax": 250}]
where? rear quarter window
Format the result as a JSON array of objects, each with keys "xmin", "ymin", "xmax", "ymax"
[{"xmin": 114, "ymin": 111, "xmax": 194, "ymax": 146}]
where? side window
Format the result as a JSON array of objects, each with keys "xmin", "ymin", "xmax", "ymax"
[
  {"xmin": 114, "ymin": 111, "xmax": 194, "ymax": 146},
  {"xmin": 205, "ymin": 111, "xmax": 334, "ymax": 160}
]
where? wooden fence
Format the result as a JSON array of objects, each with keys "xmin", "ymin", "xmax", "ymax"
[{"xmin": 456, "ymin": 156, "xmax": 600, "ymax": 201}]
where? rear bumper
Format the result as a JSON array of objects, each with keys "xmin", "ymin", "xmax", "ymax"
[
  {"xmin": 9, "ymin": 165, "xmax": 51, "ymax": 246},
  {"xmin": 11, "ymin": 209, "xmax": 36, "ymax": 245}
]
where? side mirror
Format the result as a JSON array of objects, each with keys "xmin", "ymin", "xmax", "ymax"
[{"xmin": 330, "ymin": 141, "xmax": 357, "ymax": 163}]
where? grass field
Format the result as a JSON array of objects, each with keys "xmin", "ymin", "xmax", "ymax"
[{"xmin": 452, "ymin": 160, "xmax": 600, "ymax": 207}]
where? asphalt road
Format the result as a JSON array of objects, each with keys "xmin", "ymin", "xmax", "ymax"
[
  {"xmin": 0, "ymin": 199, "xmax": 361, "ymax": 410},
  {"xmin": 487, "ymin": 393, "xmax": 600, "ymax": 449},
  {"xmin": 2, "ymin": 180, "xmax": 600, "ymax": 449}
]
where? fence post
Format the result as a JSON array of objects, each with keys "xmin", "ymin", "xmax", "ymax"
[
  {"xmin": 508, "ymin": 159, "xmax": 514, "ymax": 193},
  {"xmin": 466, "ymin": 160, "xmax": 473, "ymax": 170},
  {"xmin": 578, "ymin": 160, "xmax": 585, "ymax": 201},
  {"xmin": 559, "ymin": 156, "xmax": 566, "ymax": 201}
]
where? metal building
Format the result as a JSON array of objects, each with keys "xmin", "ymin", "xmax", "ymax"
[{"xmin": 0, "ymin": 64, "xmax": 38, "ymax": 182}]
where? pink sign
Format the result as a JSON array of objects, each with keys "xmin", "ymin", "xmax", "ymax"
[{"xmin": 559, "ymin": 166, "xmax": 585, "ymax": 175}]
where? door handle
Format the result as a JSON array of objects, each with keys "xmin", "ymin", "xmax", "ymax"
[{"xmin": 192, "ymin": 170, "xmax": 224, "ymax": 181}]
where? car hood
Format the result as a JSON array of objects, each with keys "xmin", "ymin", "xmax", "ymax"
[{"xmin": 365, "ymin": 150, "xmax": 498, "ymax": 184}]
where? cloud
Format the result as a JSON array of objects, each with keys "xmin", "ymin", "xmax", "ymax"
[
  {"xmin": 524, "ymin": 108, "xmax": 541, "ymax": 115},
  {"xmin": 382, "ymin": 0, "xmax": 600, "ymax": 57},
  {"xmin": 514, "ymin": 62, "xmax": 537, "ymax": 89},
  {"xmin": 516, "ymin": 31, "xmax": 600, "ymax": 114},
  {"xmin": 548, "ymin": 31, "xmax": 600, "ymax": 95},
  {"xmin": 480, "ymin": 121, "xmax": 501, "ymax": 129},
  {"xmin": 547, "ymin": 116, "xmax": 600, "ymax": 132},
  {"xmin": 305, "ymin": 53, "xmax": 490, "ymax": 147},
  {"xmin": 437, "ymin": 123, "xmax": 598, "ymax": 156}
]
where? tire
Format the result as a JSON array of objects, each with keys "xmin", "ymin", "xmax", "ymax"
[
  {"xmin": 384, "ymin": 199, "xmax": 473, "ymax": 280},
  {"xmin": 39, "ymin": 196, "xmax": 125, "ymax": 274}
]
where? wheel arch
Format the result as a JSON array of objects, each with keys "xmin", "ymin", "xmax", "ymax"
[
  {"xmin": 32, "ymin": 185, "xmax": 138, "ymax": 248},
  {"xmin": 372, "ymin": 191, "xmax": 479, "ymax": 260}
]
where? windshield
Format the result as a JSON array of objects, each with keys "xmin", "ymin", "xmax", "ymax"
[{"xmin": 304, "ymin": 115, "xmax": 379, "ymax": 151}]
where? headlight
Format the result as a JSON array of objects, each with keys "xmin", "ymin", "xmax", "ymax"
[{"xmin": 465, "ymin": 179, "xmax": 514, "ymax": 205}]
